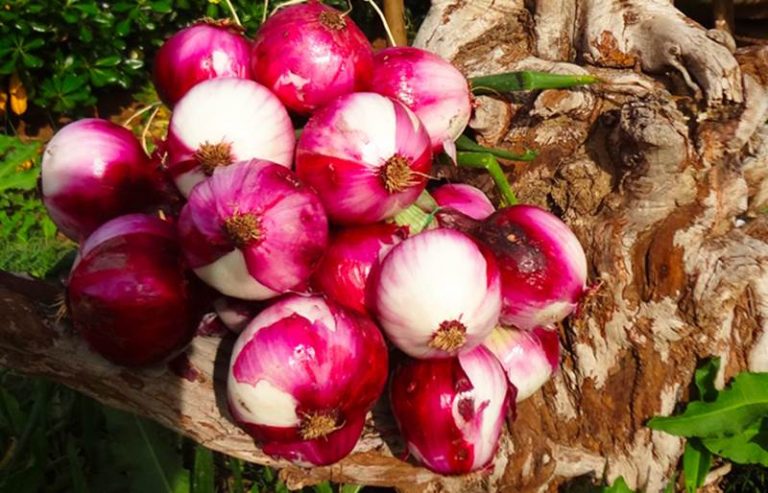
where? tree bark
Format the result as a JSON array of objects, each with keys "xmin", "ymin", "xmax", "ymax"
[{"xmin": 2, "ymin": 2, "xmax": 768, "ymax": 492}]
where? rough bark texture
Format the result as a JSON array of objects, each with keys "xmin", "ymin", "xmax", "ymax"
[{"xmin": 2, "ymin": 1, "xmax": 768, "ymax": 492}]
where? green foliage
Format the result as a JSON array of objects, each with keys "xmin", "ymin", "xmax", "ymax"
[
  {"xmin": 683, "ymin": 439, "xmax": 712, "ymax": 493},
  {"xmin": 192, "ymin": 444, "xmax": 215, "ymax": 493},
  {"xmin": 601, "ymin": 476, "xmax": 634, "ymax": 493}
]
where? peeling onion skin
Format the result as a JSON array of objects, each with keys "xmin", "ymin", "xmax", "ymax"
[
  {"xmin": 311, "ymin": 223, "xmax": 408, "ymax": 316},
  {"xmin": 389, "ymin": 346, "xmax": 510, "ymax": 475},
  {"xmin": 153, "ymin": 23, "xmax": 252, "ymax": 108},
  {"xmin": 166, "ymin": 78, "xmax": 295, "ymax": 197},
  {"xmin": 227, "ymin": 295, "xmax": 388, "ymax": 466},
  {"xmin": 250, "ymin": 1, "xmax": 373, "ymax": 115},
  {"xmin": 41, "ymin": 119, "xmax": 166, "ymax": 242},
  {"xmin": 372, "ymin": 228, "xmax": 501, "ymax": 359},
  {"xmin": 67, "ymin": 214, "xmax": 201, "ymax": 367},
  {"xmin": 431, "ymin": 183, "xmax": 495, "ymax": 221},
  {"xmin": 295, "ymin": 92, "xmax": 433, "ymax": 224},
  {"xmin": 369, "ymin": 47, "xmax": 471, "ymax": 153},
  {"xmin": 483, "ymin": 326, "xmax": 560, "ymax": 402},
  {"xmin": 178, "ymin": 160, "xmax": 328, "ymax": 300}
]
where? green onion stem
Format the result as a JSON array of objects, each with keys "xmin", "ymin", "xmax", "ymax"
[
  {"xmin": 469, "ymin": 71, "xmax": 599, "ymax": 94},
  {"xmin": 455, "ymin": 135, "xmax": 537, "ymax": 161},
  {"xmin": 457, "ymin": 152, "xmax": 518, "ymax": 207}
]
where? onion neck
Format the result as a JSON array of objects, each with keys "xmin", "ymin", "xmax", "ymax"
[
  {"xmin": 196, "ymin": 141, "xmax": 234, "ymax": 175},
  {"xmin": 429, "ymin": 320, "xmax": 467, "ymax": 352},
  {"xmin": 223, "ymin": 213, "xmax": 263, "ymax": 248},
  {"xmin": 299, "ymin": 410, "xmax": 341, "ymax": 440},
  {"xmin": 380, "ymin": 155, "xmax": 414, "ymax": 193}
]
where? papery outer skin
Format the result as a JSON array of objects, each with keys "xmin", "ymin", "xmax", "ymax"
[
  {"xmin": 476, "ymin": 205, "xmax": 588, "ymax": 330},
  {"xmin": 295, "ymin": 92, "xmax": 433, "ymax": 224},
  {"xmin": 432, "ymin": 184, "xmax": 495, "ymax": 221},
  {"xmin": 227, "ymin": 295, "xmax": 388, "ymax": 466},
  {"xmin": 311, "ymin": 223, "xmax": 407, "ymax": 315},
  {"xmin": 250, "ymin": 1, "xmax": 373, "ymax": 115},
  {"xmin": 166, "ymin": 78, "xmax": 295, "ymax": 197},
  {"xmin": 483, "ymin": 326, "xmax": 560, "ymax": 402},
  {"xmin": 389, "ymin": 346, "xmax": 510, "ymax": 475},
  {"xmin": 41, "ymin": 119, "xmax": 165, "ymax": 241},
  {"xmin": 178, "ymin": 160, "xmax": 328, "ymax": 300},
  {"xmin": 67, "ymin": 214, "xmax": 200, "ymax": 367},
  {"xmin": 373, "ymin": 228, "xmax": 501, "ymax": 358},
  {"xmin": 153, "ymin": 23, "xmax": 251, "ymax": 108},
  {"xmin": 369, "ymin": 47, "xmax": 471, "ymax": 153}
]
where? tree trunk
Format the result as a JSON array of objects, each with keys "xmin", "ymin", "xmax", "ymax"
[{"xmin": 3, "ymin": 2, "xmax": 768, "ymax": 492}]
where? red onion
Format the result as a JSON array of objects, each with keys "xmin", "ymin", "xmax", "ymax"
[
  {"xmin": 390, "ymin": 346, "xmax": 510, "ymax": 474},
  {"xmin": 438, "ymin": 205, "xmax": 588, "ymax": 330},
  {"xmin": 227, "ymin": 295, "xmax": 388, "ymax": 466},
  {"xmin": 250, "ymin": 1, "xmax": 373, "ymax": 115},
  {"xmin": 153, "ymin": 22, "xmax": 251, "ymax": 108},
  {"xmin": 369, "ymin": 47, "xmax": 471, "ymax": 153},
  {"xmin": 311, "ymin": 223, "xmax": 407, "ymax": 315},
  {"xmin": 483, "ymin": 326, "xmax": 560, "ymax": 402},
  {"xmin": 295, "ymin": 92, "xmax": 433, "ymax": 224},
  {"xmin": 41, "ymin": 119, "xmax": 165, "ymax": 241},
  {"xmin": 178, "ymin": 160, "xmax": 328, "ymax": 300},
  {"xmin": 166, "ymin": 78, "xmax": 295, "ymax": 197},
  {"xmin": 431, "ymin": 183, "xmax": 495, "ymax": 220},
  {"xmin": 67, "ymin": 214, "xmax": 201, "ymax": 366},
  {"xmin": 373, "ymin": 228, "xmax": 501, "ymax": 358}
]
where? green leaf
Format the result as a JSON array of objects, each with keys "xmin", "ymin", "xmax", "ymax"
[
  {"xmin": 694, "ymin": 357, "xmax": 721, "ymax": 402},
  {"xmin": 0, "ymin": 135, "xmax": 41, "ymax": 192},
  {"xmin": 97, "ymin": 408, "xmax": 191, "ymax": 493},
  {"xmin": 227, "ymin": 457, "xmax": 245, "ymax": 493},
  {"xmin": 702, "ymin": 417, "xmax": 768, "ymax": 466},
  {"xmin": 90, "ymin": 67, "xmax": 119, "ymax": 87},
  {"xmin": 340, "ymin": 485, "xmax": 364, "ymax": 493},
  {"xmin": 313, "ymin": 481, "xmax": 334, "ymax": 493},
  {"xmin": 602, "ymin": 476, "xmax": 635, "ymax": 493},
  {"xmin": 192, "ymin": 445, "xmax": 215, "ymax": 493},
  {"xmin": 683, "ymin": 438, "xmax": 712, "ymax": 493},
  {"xmin": 94, "ymin": 55, "xmax": 121, "ymax": 68},
  {"xmin": 663, "ymin": 473, "xmax": 678, "ymax": 493},
  {"xmin": 66, "ymin": 437, "xmax": 90, "ymax": 493},
  {"xmin": 150, "ymin": 1, "xmax": 173, "ymax": 13},
  {"xmin": 21, "ymin": 52, "xmax": 43, "ymax": 68},
  {"xmin": 648, "ymin": 372, "xmax": 768, "ymax": 438}
]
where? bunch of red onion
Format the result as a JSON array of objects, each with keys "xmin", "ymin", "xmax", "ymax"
[{"xmin": 40, "ymin": 0, "xmax": 593, "ymax": 478}]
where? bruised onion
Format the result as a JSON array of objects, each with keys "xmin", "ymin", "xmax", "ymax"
[
  {"xmin": 373, "ymin": 228, "xmax": 501, "ymax": 358},
  {"xmin": 370, "ymin": 47, "xmax": 471, "ymax": 153},
  {"xmin": 67, "ymin": 214, "xmax": 201, "ymax": 366},
  {"xmin": 483, "ymin": 326, "xmax": 560, "ymax": 402},
  {"xmin": 166, "ymin": 78, "xmax": 295, "ymax": 197},
  {"xmin": 250, "ymin": 1, "xmax": 373, "ymax": 114},
  {"xmin": 153, "ymin": 22, "xmax": 251, "ymax": 108},
  {"xmin": 178, "ymin": 160, "xmax": 328, "ymax": 300},
  {"xmin": 227, "ymin": 295, "xmax": 388, "ymax": 466},
  {"xmin": 431, "ymin": 183, "xmax": 494, "ymax": 220},
  {"xmin": 295, "ymin": 92, "xmax": 432, "ymax": 224},
  {"xmin": 390, "ymin": 346, "xmax": 510, "ymax": 474},
  {"xmin": 311, "ymin": 223, "xmax": 407, "ymax": 315},
  {"xmin": 41, "ymin": 119, "xmax": 165, "ymax": 241}
]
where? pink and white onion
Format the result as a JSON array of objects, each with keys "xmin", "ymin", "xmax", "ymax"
[
  {"xmin": 166, "ymin": 78, "xmax": 295, "ymax": 197},
  {"xmin": 389, "ymin": 346, "xmax": 510, "ymax": 474},
  {"xmin": 373, "ymin": 228, "xmax": 501, "ymax": 358},
  {"xmin": 369, "ymin": 47, "xmax": 471, "ymax": 154},
  {"xmin": 227, "ymin": 295, "xmax": 388, "ymax": 466},
  {"xmin": 178, "ymin": 160, "xmax": 328, "ymax": 300},
  {"xmin": 311, "ymin": 223, "xmax": 407, "ymax": 315},
  {"xmin": 250, "ymin": 1, "xmax": 373, "ymax": 114},
  {"xmin": 431, "ymin": 183, "xmax": 494, "ymax": 220},
  {"xmin": 153, "ymin": 22, "xmax": 252, "ymax": 108},
  {"xmin": 483, "ymin": 326, "xmax": 560, "ymax": 402},
  {"xmin": 67, "ymin": 214, "xmax": 201, "ymax": 366},
  {"xmin": 295, "ymin": 92, "xmax": 432, "ymax": 224},
  {"xmin": 41, "ymin": 118, "xmax": 165, "ymax": 241}
]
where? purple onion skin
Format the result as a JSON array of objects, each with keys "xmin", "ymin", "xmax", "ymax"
[
  {"xmin": 311, "ymin": 223, "xmax": 407, "ymax": 315},
  {"xmin": 389, "ymin": 346, "xmax": 510, "ymax": 474},
  {"xmin": 227, "ymin": 295, "xmax": 388, "ymax": 465},
  {"xmin": 42, "ymin": 119, "xmax": 166, "ymax": 242},
  {"xmin": 67, "ymin": 214, "xmax": 202, "ymax": 367},
  {"xmin": 153, "ymin": 23, "xmax": 252, "ymax": 108},
  {"xmin": 432, "ymin": 184, "xmax": 495, "ymax": 221},
  {"xmin": 250, "ymin": 1, "xmax": 373, "ymax": 115}
]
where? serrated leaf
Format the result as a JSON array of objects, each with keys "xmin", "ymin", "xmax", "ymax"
[
  {"xmin": 648, "ymin": 372, "xmax": 768, "ymax": 438},
  {"xmin": 683, "ymin": 438, "xmax": 711, "ymax": 493},
  {"xmin": 702, "ymin": 417, "xmax": 768, "ymax": 466},
  {"xmin": 602, "ymin": 476, "xmax": 635, "ymax": 493},
  {"xmin": 0, "ymin": 135, "xmax": 41, "ymax": 192},
  {"xmin": 694, "ymin": 357, "xmax": 720, "ymax": 402}
]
